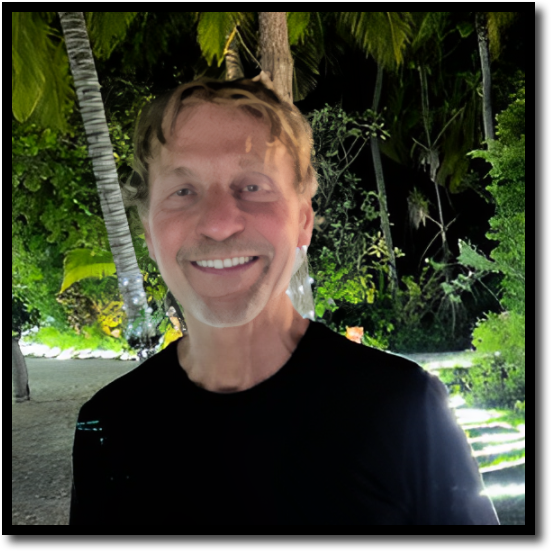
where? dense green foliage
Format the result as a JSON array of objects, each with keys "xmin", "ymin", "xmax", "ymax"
[
  {"xmin": 450, "ymin": 79, "xmax": 526, "ymax": 409},
  {"xmin": 437, "ymin": 316, "xmax": 525, "ymax": 413},
  {"xmin": 470, "ymin": 79, "xmax": 525, "ymax": 315},
  {"xmin": 307, "ymin": 104, "xmax": 400, "ymax": 348},
  {"xmin": 12, "ymin": 118, "xmax": 109, "ymax": 333},
  {"xmin": 22, "ymin": 323, "xmax": 129, "ymax": 355}
]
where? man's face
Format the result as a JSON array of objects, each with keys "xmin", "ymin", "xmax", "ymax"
[{"xmin": 143, "ymin": 102, "xmax": 313, "ymax": 328}]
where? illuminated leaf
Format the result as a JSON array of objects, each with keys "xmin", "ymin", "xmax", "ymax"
[
  {"xmin": 287, "ymin": 12, "xmax": 310, "ymax": 46},
  {"xmin": 197, "ymin": 12, "xmax": 240, "ymax": 67},
  {"xmin": 60, "ymin": 248, "xmax": 116, "ymax": 294}
]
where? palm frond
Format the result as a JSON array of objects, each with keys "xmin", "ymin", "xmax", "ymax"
[
  {"xmin": 12, "ymin": 13, "xmax": 48, "ymax": 123},
  {"xmin": 486, "ymin": 12, "xmax": 517, "ymax": 60},
  {"xmin": 113, "ymin": 12, "xmax": 196, "ymax": 75},
  {"xmin": 336, "ymin": 12, "xmax": 413, "ymax": 70},
  {"xmin": 85, "ymin": 12, "xmax": 139, "ymax": 60},
  {"xmin": 292, "ymin": 41, "xmax": 320, "ymax": 102},
  {"xmin": 32, "ymin": 41, "xmax": 75, "ymax": 135},
  {"xmin": 291, "ymin": 12, "xmax": 328, "ymax": 102},
  {"xmin": 410, "ymin": 12, "xmax": 448, "ymax": 54},
  {"xmin": 197, "ymin": 12, "xmax": 241, "ymax": 67},
  {"xmin": 60, "ymin": 248, "xmax": 116, "ymax": 294},
  {"xmin": 287, "ymin": 12, "xmax": 311, "ymax": 46},
  {"xmin": 12, "ymin": 12, "xmax": 73, "ymax": 133}
]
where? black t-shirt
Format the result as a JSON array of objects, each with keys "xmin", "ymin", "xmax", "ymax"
[{"xmin": 69, "ymin": 321, "xmax": 499, "ymax": 526}]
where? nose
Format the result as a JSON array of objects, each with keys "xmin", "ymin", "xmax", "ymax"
[{"xmin": 195, "ymin": 185, "xmax": 246, "ymax": 242}]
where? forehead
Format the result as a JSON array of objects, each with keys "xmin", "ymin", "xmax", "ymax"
[
  {"xmin": 149, "ymin": 102, "xmax": 296, "ymax": 186},
  {"xmin": 165, "ymin": 102, "xmax": 275, "ymax": 153}
]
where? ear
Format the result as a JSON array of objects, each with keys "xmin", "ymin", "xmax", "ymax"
[
  {"xmin": 298, "ymin": 195, "xmax": 314, "ymax": 248},
  {"xmin": 142, "ymin": 219, "xmax": 157, "ymax": 263}
]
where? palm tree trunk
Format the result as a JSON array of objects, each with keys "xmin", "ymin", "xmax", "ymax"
[
  {"xmin": 370, "ymin": 64, "xmax": 398, "ymax": 299},
  {"xmin": 225, "ymin": 27, "xmax": 244, "ymax": 80},
  {"xmin": 257, "ymin": 12, "xmax": 314, "ymax": 321},
  {"xmin": 258, "ymin": 12, "xmax": 294, "ymax": 102},
  {"xmin": 475, "ymin": 12, "xmax": 495, "ymax": 141},
  {"xmin": 58, "ymin": 12, "xmax": 154, "ymax": 344},
  {"xmin": 12, "ymin": 338, "xmax": 30, "ymax": 402}
]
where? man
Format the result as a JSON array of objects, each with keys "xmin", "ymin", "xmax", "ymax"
[{"xmin": 69, "ymin": 76, "xmax": 499, "ymax": 526}]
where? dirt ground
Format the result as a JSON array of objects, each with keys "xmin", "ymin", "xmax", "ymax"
[
  {"xmin": 12, "ymin": 357, "xmax": 135, "ymax": 526},
  {"xmin": 12, "ymin": 355, "xmax": 524, "ymax": 526}
]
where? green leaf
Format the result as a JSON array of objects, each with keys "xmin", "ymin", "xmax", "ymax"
[
  {"xmin": 457, "ymin": 240, "xmax": 498, "ymax": 272},
  {"xmin": 60, "ymin": 248, "xmax": 116, "ymax": 294},
  {"xmin": 456, "ymin": 21, "xmax": 474, "ymax": 38},
  {"xmin": 12, "ymin": 12, "xmax": 47, "ymax": 123},
  {"xmin": 336, "ymin": 12, "xmax": 414, "ymax": 70},
  {"xmin": 86, "ymin": 12, "xmax": 139, "ymax": 60},
  {"xmin": 287, "ymin": 12, "xmax": 311, "ymax": 46},
  {"xmin": 196, "ymin": 12, "xmax": 239, "ymax": 67},
  {"xmin": 315, "ymin": 303, "xmax": 326, "ymax": 318},
  {"xmin": 486, "ymin": 12, "xmax": 517, "ymax": 60},
  {"xmin": 12, "ymin": 12, "xmax": 73, "ymax": 133}
]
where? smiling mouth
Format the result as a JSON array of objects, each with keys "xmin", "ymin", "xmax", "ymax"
[{"xmin": 191, "ymin": 256, "xmax": 259, "ymax": 272}]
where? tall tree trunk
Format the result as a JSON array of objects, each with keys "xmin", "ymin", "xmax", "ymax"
[
  {"xmin": 370, "ymin": 64, "xmax": 398, "ymax": 299},
  {"xmin": 12, "ymin": 338, "xmax": 30, "ymax": 402},
  {"xmin": 225, "ymin": 26, "xmax": 244, "ymax": 80},
  {"xmin": 258, "ymin": 12, "xmax": 294, "ymax": 102},
  {"xmin": 475, "ymin": 12, "xmax": 495, "ymax": 141},
  {"xmin": 58, "ymin": 12, "xmax": 155, "ymax": 345},
  {"xmin": 257, "ymin": 12, "xmax": 314, "ymax": 321}
]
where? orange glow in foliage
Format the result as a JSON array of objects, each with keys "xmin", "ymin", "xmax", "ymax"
[{"xmin": 345, "ymin": 326, "xmax": 364, "ymax": 344}]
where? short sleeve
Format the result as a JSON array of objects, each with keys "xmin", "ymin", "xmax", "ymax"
[
  {"xmin": 411, "ymin": 372, "xmax": 500, "ymax": 525},
  {"xmin": 69, "ymin": 403, "xmax": 111, "ymax": 525}
]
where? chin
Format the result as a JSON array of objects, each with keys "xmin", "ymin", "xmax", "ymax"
[{"xmin": 185, "ymin": 289, "xmax": 271, "ymax": 328}]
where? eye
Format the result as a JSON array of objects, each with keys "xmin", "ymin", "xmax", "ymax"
[
  {"xmin": 175, "ymin": 188, "xmax": 194, "ymax": 197},
  {"xmin": 243, "ymin": 184, "xmax": 260, "ymax": 193},
  {"xmin": 236, "ymin": 178, "xmax": 276, "ymax": 202}
]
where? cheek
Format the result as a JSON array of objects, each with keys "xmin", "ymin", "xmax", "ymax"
[{"xmin": 150, "ymin": 215, "xmax": 187, "ymax": 259}]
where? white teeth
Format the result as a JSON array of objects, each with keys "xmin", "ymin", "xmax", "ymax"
[{"xmin": 196, "ymin": 256, "xmax": 254, "ymax": 269}]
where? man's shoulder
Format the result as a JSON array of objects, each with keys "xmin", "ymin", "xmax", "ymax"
[
  {"xmin": 77, "ymin": 339, "xmax": 181, "ymax": 420},
  {"xmin": 297, "ymin": 323, "xmax": 449, "ymax": 441},
  {"xmin": 301, "ymin": 323, "xmax": 447, "ymax": 411},
  {"xmin": 307, "ymin": 321, "xmax": 425, "ymax": 377}
]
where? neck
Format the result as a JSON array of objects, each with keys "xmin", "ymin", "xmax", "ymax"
[{"xmin": 177, "ymin": 297, "xmax": 310, "ymax": 393}]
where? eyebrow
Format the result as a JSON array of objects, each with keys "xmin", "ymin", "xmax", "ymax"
[
  {"xmin": 165, "ymin": 155, "xmax": 265, "ymax": 177},
  {"xmin": 167, "ymin": 166, "xmax": 196, "ymax": 178}
]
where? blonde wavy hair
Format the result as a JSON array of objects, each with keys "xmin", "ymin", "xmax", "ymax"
[{"xmin": 122, "ymin": 75, "xmax": 319, "ymax": 220}]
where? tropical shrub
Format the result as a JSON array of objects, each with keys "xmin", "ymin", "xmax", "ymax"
[
  {"xmin": 23, "ymin": 323, "xmax": 130, "ymax": 355},
  {"xmin": 307, "ymin": 104, "xmax": 468, "ymax": 352},
  {"xmin": 469, "ymin": 78, "xmax": 525, "ymax": 316},
  {"xmin": 307, "ymin": 104, "xmax": 400, "ymax": 345},
  {"xmin": 436, "ymin": 311, "xmax": 525, "ymax": 410},
  {"xmin": 453, "ymin": 77, "xmax": 526, "ymax": 408},
  {"xmin": 467, "ymin": 311, "xmax": 525, "ymax": 408},
  {"xmin": 12, "ymin": 118, "xmax": 108, "ymax": 330}
]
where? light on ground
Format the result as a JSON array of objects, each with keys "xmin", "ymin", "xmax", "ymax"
[
  {"xmin": 454, "ymin": 408, "xmax": 498, "ymax": 424},
  {"xmin": 481, "ymin": 483, "xmax": 525, "ymax": 498},
  {"xmin": 471, "ymin": 439, "xmax": 526, "ymax": 457}
]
